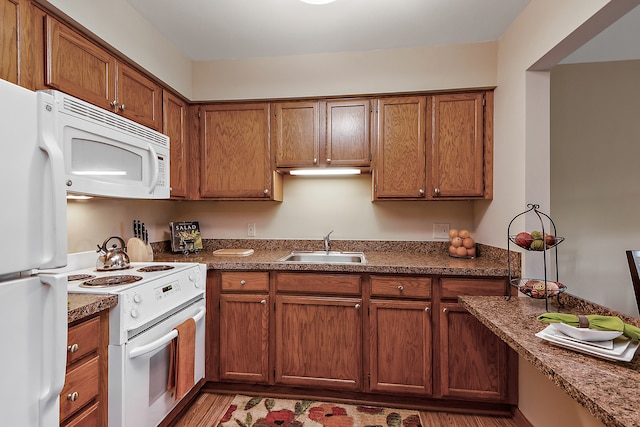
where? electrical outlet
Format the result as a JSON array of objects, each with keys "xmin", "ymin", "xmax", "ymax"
[
  {"xmin": 433, "ymin": 223, "xmax": 450, "ymax": 239},
  {"xmin": 247, "ymin": 223, "xmax": 256, "ymax": 237}
]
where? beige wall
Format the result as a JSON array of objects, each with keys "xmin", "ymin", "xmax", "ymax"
[{"xmin": 551, "ymin": 59, "xmax": 640, "ymax": 317}]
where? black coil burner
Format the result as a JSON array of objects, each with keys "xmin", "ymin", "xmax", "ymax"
[
  {"xmin": 80, "ymin": 275, "xmax": 143, "ymax": 288},
  {"xmin": 137, "ymin": 265, "xmax": 175, "ymax": 272}
]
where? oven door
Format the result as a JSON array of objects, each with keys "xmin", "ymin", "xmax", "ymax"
[{"xmin": 108, "ymin": 296, "xmax": 205, "ymax": 427}]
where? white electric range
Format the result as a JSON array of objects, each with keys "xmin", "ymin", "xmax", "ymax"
[{"xmin": 64, "ymin": 252, "xmax": 207, "ymax": 427}]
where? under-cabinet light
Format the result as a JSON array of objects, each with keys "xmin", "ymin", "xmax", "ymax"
[
  {"xmin": 66, "ymin": 194, "xmax": 93, "ymax": 200},
  {"xmin": 289, "ymin": 168, "xmax": 361, "ymax": 176},
  {"xmin": 300, "ymin": 0, "xmax": 337, "ymax": 4}
]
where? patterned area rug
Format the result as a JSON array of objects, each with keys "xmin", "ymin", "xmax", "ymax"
[{"xmin": 217, "ymin": 394, "xmax": 422, "ymax": 427}]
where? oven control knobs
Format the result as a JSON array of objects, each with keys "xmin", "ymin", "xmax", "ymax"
[
  {"xmin": 130, "ymin": 308, "xmax": 139, "ymax": 318},
  {"xmin": 133, "ymin": 294, "xmax": 142, "ymax": 303}
]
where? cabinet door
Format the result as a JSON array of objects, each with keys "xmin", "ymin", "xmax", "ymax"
[
  {"xmin": 430, "ymin": 92, "xmax": 485, "ymax": 198},
  {"xmin": 163, "ymin": 91, "xmax": 188, "ymax": 199},
  {"xmin": 116, "ymin": 61, "xmax": 162, "ymax": 130},
  {"xmin": 45, "ymin": 16, "xmax": 115, "ymax": 111},
  {"xmin": 326, "ymin": 99, "xmax": 371, "ymax": 167},
  {"xmin": 275, "ymin": 295, "xmax": 362, "ymax": 390},
  {"xmin": 374, "ymin": 96, "xmax": 427, "ymax": 199},
  {"xmin": 369, "ymin": 300, "xmax": 432, "ymax": 395},
  {"xmin": 1, "ymin": 0, "xmax": 20, "ymax": 84},
  {"xmin": 219, "ymin": 294, "xmax": 270, "ymax": 383},
  {"xmin": 273, "ymin": 101, "xmax": 319, "ymax": 167},
  {"xmin": 439, "ymin": 302, "xmax": 510, "ymax": 402},
  {"xmin": 200, "ymin": 103, "xmax": 277, "ymax": 199}
]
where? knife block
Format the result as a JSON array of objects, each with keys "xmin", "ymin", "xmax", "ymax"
[{"xmin": 127, "ymin": 237, "xmax": 153, "ymax": 262}]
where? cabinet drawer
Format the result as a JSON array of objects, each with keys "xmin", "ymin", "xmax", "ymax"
[
  {"xmin": 62, "ymin": 402, "xmax": 99, "ymax": 427},
  {"xmin": 60, "ymin": 356, "xmax": 99, "ymax": 421},
  {"xmin": 275, "ymin": 272, "xmax": 361, "ymax": 295},
  {"xmin": 67, "ymin": 316, "xmax": 100, "ymax": 365},
  {"xmin": 221, "ymin": 271, "xmax": 269, "ymax": 291},
  {"xmin": 440, "ymin": 277, "xmax": 507, "ymax": 299},
  {"xmin": 371, "ymin": 276, "xmax": 431, "ymax": 299}
]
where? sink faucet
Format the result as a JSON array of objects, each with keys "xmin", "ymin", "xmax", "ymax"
[{"xmin": 323, "ymin": 230, "xmax": 334, "ymax": 252}]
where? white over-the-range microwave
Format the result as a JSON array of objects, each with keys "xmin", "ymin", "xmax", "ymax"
[{"xmin": 46, "ymin": 90, "xmax": 170, "ymax": 199}]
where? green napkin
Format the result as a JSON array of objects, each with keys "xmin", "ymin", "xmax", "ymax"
[{"xmin": 537, "ymin": 313, "xmax": 640, "ymax": 341}]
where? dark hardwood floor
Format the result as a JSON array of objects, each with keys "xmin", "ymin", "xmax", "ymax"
[{"xmin": 171, "ymin": 393, "xmax": 523, "ymax": 427}]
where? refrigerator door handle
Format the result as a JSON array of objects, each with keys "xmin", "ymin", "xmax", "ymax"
[
  {"xmin": 38, "ymin": 274, "xmax": 67, "ymax": 427},
  {"xmin": 37, "ymin": 93, "xmax": 67, "ymax": 268}
]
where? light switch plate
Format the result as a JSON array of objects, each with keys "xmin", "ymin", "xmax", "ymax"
[
  {"xmin": 433, "ymin": 223, "xmax": 450, "ymax": 239},
  {"xmin": 247, "ymin": 223, "xmax": 256, "ymax": 237}
]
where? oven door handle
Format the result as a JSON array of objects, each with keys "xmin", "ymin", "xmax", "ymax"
[{"xmin": 129, "ymin": 307, "xmax": 205, "ymax": 359}]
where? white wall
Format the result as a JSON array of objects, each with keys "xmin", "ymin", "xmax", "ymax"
[{"xmin": 551, "ymin": 60, "xmax": 640, "ymax": 317}]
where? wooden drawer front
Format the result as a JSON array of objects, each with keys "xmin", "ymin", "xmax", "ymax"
[
  {"xmin": 440, "ymin": 278, "xmax": 506, "ymax": 299},
  {"xmin": 60, "ymin": 357, "xmax": 99, "ymax": 421},
  {"xmin": 67, "ymin": 316, "xmax": 99, "ymax": 365},
  {"xmin": 371, "ymin": 276, "xmax": 431, "ymax": 299},
  {"xmin": 275, "ymin": 272, "xmax": 361, "ymax": 295},
  {"xmin": 63, "ymin": 402, "xmax": 99, "ymax": 427},
  {"xmin": 221, "ymin": 271, "xmax": 269, "ymax": 292}
]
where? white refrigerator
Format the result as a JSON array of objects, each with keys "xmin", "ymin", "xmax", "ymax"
[{"xmin": 0, "ymin": 78, "xmax": 68, "ymax": 426}]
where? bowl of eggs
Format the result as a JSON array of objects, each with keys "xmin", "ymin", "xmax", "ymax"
[{"xmin": 448, "ymin": 229, "xmax": 476, "ymax": 259}]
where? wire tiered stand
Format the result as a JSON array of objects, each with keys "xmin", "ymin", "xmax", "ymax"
[{"xmin": 507, "ymin": 204, "xmax": 565, "ymax": 312}]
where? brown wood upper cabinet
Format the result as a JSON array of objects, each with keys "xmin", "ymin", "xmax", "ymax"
[
  {"xmin": 373, "ymin": 91, "xmax": 493, "ymax": 201},
  {"xmin": 1, "ymin": 0, "xmax": 39, "ymax": 89},
  {"xmin": 44, "ymin": 16, "xmax": 162, "ymax": 131},
  {"xmin": 273, "ymin": 99, "xmax": 371, "ymax": 169},
  {"xmin": 163, "ymin": 91, "xmax": 188, "ymax": 199},
  {"xmin": 199, "ymin": 103, "xmax": 282, "ymax": 200}
]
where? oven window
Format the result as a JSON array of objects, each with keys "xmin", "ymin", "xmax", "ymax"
[{"xmin": 148, "ymin": 345, "xmax": 172, "ymax": 405}]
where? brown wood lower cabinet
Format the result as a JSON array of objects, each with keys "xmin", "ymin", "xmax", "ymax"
[
  {"xmin": 211, "ymin": 271, "xmax": 516, "ymax": 411},
  {"xmin": 60, "ymin": 311, "xmax": 108, "ymax": 426}
]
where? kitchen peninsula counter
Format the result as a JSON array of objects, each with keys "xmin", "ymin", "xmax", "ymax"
[
  {"xmin": 68, "ymin": 293, "xmax": 117, "ymax": 323},
  {"xmin": 460, "ymin": 294, "xmax": 640, "ymax": 427},
  {"xmin": 152, "ymin": 239, "xmax": 518, "ymax": 277}
]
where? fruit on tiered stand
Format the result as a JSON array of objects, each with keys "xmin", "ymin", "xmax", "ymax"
[
  {"xmin": 512, "ymin": 231, "xmax": 561, "ymax": 250},
  {"xmin": 448, "ymin": 229, "xmax": 476, "ymax": 258}
]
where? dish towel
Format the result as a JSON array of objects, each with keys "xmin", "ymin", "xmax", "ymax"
[
  {"xmin": 537, "ymin": 313, "xmax": 640, "ymax": 341},
  {"xmin": 167, "ymin": 317, "xmax": 196, "ymax": 400}
]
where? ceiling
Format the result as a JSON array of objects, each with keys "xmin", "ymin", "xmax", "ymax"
[
  {"xmin": 125, "ymin": 0, "xmax": 640, "ymax": 64},
  {"xmin": 125, "ymin": 0, "xmax": 531, "ymax": 61}
]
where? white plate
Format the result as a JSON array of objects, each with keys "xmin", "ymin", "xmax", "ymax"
[
  {"xmin": 553, "ymin": 322, "xmax": 623, "ymax": 341},
  {"xmin": 536, "ymin": 325, "xmax": 638, "ymax": 362}
]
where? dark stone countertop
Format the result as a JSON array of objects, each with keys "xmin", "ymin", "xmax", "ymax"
[
  {"xmin": 152, "ymin": 239, "xmax": 520, "ymax": 277},
  {"xmin": 68, "ymin": 293, "xmax": 118, "ymax": 324},
  {"xmin": 460, "ymin": 293, "xmax": 640, "ymax": 427}
]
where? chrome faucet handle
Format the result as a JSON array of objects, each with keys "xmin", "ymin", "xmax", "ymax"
[{"xmin": 323, "ymin": 230, "xmax": 334, "ymax": 252}]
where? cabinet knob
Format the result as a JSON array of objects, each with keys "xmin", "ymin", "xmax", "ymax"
[
  {"xmin": 326, "ymin": 158, "xmax": 331, "ymax": 164},
  {"xmin": 355, "ymin": 304, "xmax": 361, "ymax": 310},
  {"xmin": 240, "ymin": 280, "xmax": 246, "ymax": 285},
  {"xmin": 260, "ymin": 299, "xmax": 267, "ymax": 305},
  {"xmin": 68, "ymin": 343, "xmax": 79, "ymax": 353},
  {"xmin": 434, "ymin": 187, "xmax": 440, "ymax": 196},
  {"xmin": 313, "ymin": 158, "xmax": 318, "ymax": 164},
  {"xmin": 119, "ymin": 104, "xmax": 126, "ymax": 112},
  {"xmin": 397, "ymin": 285, "xmax": 404, "ymax": 291},
  {"xmin": 67, "ymin": 392, "xmax": 79, "ymax": 402},
  {"xmin": 443, "ymin": 307, "xmax": 449, "ymax": 314},
  {"xmin": 419, "ymin": 189, "xmax": 425, "ymax": 196},
  {"xmin": 110, "ymin": 100, "xmax": 118, "ymax": 108},
  {"xmin": 263, "ymin": 189, "xmax": 269, "ymax": 195},
  {"xmin": 425, "ymin": 307, "xmax": 430, "ymax": 313}
]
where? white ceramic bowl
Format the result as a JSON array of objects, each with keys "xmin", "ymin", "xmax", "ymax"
[{"xmin": 554, "ymin": 322, "xmax": 623, "ymax": 342}]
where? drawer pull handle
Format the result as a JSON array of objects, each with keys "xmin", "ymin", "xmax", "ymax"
[
  {"xmin": 240, "ymin": 280, "xmax": 246, "ymax": 285},
  {"xmin": 68, "ymin": 343, "xmax": 79, "ymax": 353},
  {"xmin": 397, "ymin": 285, "xmax": 404, "ymax": 291},
  {"xmin": 67, "ymin": 392, "xmax": 79, "ymax": 402}
]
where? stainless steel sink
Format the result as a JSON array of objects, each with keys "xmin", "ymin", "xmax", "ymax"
[{"xmin": 277, "ymin": 251, "xmax": 366, "ymax": 265}]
